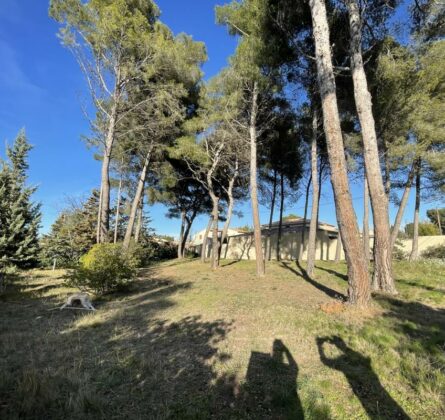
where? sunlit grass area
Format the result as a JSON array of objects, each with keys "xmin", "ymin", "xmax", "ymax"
[{"xmin": 1, "ymin": 259, "xmax": 444, "ymax": 419}]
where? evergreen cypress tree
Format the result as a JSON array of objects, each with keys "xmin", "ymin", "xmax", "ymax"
[{"xmin": 0, "ymin": 130, "xmax": 41, "ymax": 271}]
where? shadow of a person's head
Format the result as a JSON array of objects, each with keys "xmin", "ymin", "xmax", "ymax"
[{"xmin": 272, "ymin": 339, "xmax": 297, "ymax": 370}]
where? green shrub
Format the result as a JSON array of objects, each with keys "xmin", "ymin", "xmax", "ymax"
[
  {"xmin": 421, "ymin": 244, "xmax": 445, "ymax": 260},
  {"xmin": 66, "ymin": 243, "xmax": 138, "ymax": 294},
  {"xmin": 393, "ymin": 239, "xmax": 408, "ymax": 261},
  {"xmin": 138, "ymin": 239, "xmax": 177, "ymax": 265},
  {"xmin": 404, "ymin": 222, "xmax": 440, "ymax": 238}
]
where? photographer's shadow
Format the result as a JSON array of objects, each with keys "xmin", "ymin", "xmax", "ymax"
[
  {"xmin": 241, "ymin": 339, "xmax": 304, "ymax": 419},
  {"xmin": 317, "ymin": 336, "xmax": 410, "ymax": 419}
]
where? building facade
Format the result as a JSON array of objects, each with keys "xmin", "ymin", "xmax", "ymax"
[{"xmin": 190, "ymin": 217, "xmax": 347, "ymax": 261}]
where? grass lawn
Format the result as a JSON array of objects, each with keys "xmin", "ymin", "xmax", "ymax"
[{"xmin": 1, "ymin": 259, "xmax": 444, "ymax": 419}]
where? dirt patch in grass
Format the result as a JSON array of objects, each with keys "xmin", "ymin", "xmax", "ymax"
[
  {"xmin": 319, "ymin": 301, "xmax": 346, "ymax": 314},
  {"xmin": 0, "ymin": 260, "xmax": 444, "ymax": 419}
]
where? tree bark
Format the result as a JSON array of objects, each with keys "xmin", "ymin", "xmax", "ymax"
[
  {"xmin": 316, "ymin": 161, "xmax": 323, "ymax": 231},
  {"xmin": 410, "ymin": 159, "xmax": 421, "ymax": 261},
  {"xmin": 123, "ymin": 150, "xmax": 151, "ymax": 249},
  {"xmin": 276, "ymin": 172, "xmax": 285, "ymax": 261},
  {"xmin": 178, "ymin": 210, "xmax": 186, "ymax": 259},
  {"xmin": 220, "ymin": 164, "xmax": 238, "ymax": 261},
  {"xmin": 97, "ymin": 90, "xmax": 120, "ymax": 244},
  {"xmin": 113, "ymin": 161, "xmax": 123, "ymax": 244},
  {"xmin": 267, "ymin": 169, "xmax": 278, "ymax": 261},
  {"xmin": 436, "ymin": 208, "xmax": 442, "ymax": 235},
  {"xmin": 383, "ymin": 139, "xmax": 391, "ymax": 198},
  {"xmin": 298, "ymin": 175, "xmax": 312, "ymax": 261},
  {"xmin": 309, "ymin": 0, "xmax": 370, "ymax": 305},
  {"xmin": 307, "ymin": 111, "xmax": 320, "ymax": 277},
  {"xmin": 134, "ymin": 192, "xmax": 144, "ymax": 244},
  {"xmin": 346, "ymin": 0, "xmax": 395, "ymax": 294},
  {"xmin": 335, "ymin": 229, "xmax": 342, "ymax": 263},
  {"xmin": 98, "ymin": 146, "xmax": 112, "ymax": 243},
  {"xmin": 249, "ymin": 82, "xmax": 265, "ymax": 276},
  {"xmin": 363, "ymin": 174, "xmax": 370, "ymax": 266},
  {"xmin": 210, "ymin": 194, "xmax": 220, "ymax": 270},
  {"xmin": 201, "ymin": 216, "xmax": 213, "ymax": 263},
  {"xmin": 181, "ymin": 212, "xmax": 196, "ymax": 258},
  {"xmin": 390, "ymin": 162, "xmax": 416, "ymax": 251},
  {"xmin": 96, "ymin": 184, "xmax": 103, "ymax": 243}
]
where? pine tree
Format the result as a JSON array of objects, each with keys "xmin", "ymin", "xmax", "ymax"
[{"xmin": 0, "ymin": 130, "xmax": 41, "ymax": 271}]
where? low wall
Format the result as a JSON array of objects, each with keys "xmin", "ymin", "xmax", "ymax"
[
  {"xmin": 218, "ymin": 234, "xmax": 445, "ymax": 261},
  {"xmin": 398, "ymin": 236, "xmax": 445, "ymax": 255}
]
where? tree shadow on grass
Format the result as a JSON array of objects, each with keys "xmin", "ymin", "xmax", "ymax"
[
  {"xmin": 221, "ymin": 259, "xmax": 241, "ymax": 267},
  {"xmin": 317, "ymin": 336, "xmax": 410, "ymax": 419},
  {"xmin": 396, "ymin": 279, "xmax": 445, "ymax": 295},
  {"xmin": 1, "ymin": 268, "xmax": 309, "ymax": 419},
  {"xmin": 153, "ymin": 258, "xmax": 198, "ymax": 269},
  {"xmin": 0, "ymin": 275, "xmax": 223, "ymax": 418},
  {"xmin": 281, "ymin": 261, "xmax": 346, "ymax": 301},
  {"xmin": 101, "ymin": 315, "xmax": 235, "ymax": 418},
  {"xmin": 375, "ymin": 295, "xmax": 445, "ymax": 357},
  {"xmin": 314, "ymin": 265, "xmax": 348, "ymax": 282}
]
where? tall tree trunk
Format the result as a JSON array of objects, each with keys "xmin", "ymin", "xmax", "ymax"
[
  {"xmin": 178, "ymin": 210, "xmax": 186, "ymax": 259},
  {"xmin": 436, "ymin": 208, "xmax": 442, "ymax": 235},
  {"xmin": 298, "ymin": 175, "xmax": 312, "ymax": 261},
  {"xmin": 123, "ymin": 150, "xmax": 151, "ymax": 249},
  {"xmin": 201, "ymin": 216, "xmax": 213, "ymax": 263},
  {"xmin": 202, "ymin": 141, "xmax": 225, "ymax": 268},
  {"xmin": 220, "ymin": 166, "xmax": 238, "ymax": 262},
  {"xmin": 249, "ymin": 82, "xmax": 265, "ymax": 276},
  {"xmin": 383, "ymin": 139, "xmax": 391, "ymax": 198},
  {"xmin": 335, "ymin": 229, "xmax": 342, "ymax": 263},
  {"xmin": 181, "ymin": 212, "xmax": 196, "ymax": 258},
  {"xmin": 309, "ymin": 0, "xmax": 370, "ymax": 305},
  {"xmin": 316, "ymin": 161, "xmax": 323, "ymax": 230},
  {"xmin": 346, "ymin": 0, "xmax": 395, "ymax": 294},
  {"xmin": 276, "ymin": 172, "xmax": 285, "ymax": 261},
  {"xmin": 210, "ymin": 194, "xmax": 220, "ymax": 270},
  {"xmin": 113, "ymin": 161, "xmax": 123, "ymax": 244},
  {"xmin": 363, "ymin": 174, "xmax": 370, "ymax": 266},
  {"xmin": 410, "ymin": 159, "xmax": 421, "ymax": 261},
  {"xmin": 96, "ymin": 185, "xmax": 103, "ymax": 243},
  {"xmin": 390, "ymin": 162, "xmax": 416, "ymax": 251},
  {"xmin": 307, "ymin": 111, "xmax": 320, "ymax": 277},
  {"xmin": 97, "ymin": 94, "xmax": 120, "ymax": 244},
  {"xmin": 134, "ymin": 192, "xmax": 144, "ymax": 244},
  {"xmin": 98, "ymin": 147, "xmax": 111, "ymax": 243},
  {"xmin": 267, "ymin": 169, "xmax": 278, "ymax": 261}
]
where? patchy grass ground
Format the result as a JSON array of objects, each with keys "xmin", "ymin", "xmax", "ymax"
[{"xmin": 1, "ymin": 259, "xmax": 444, "ymax": 419}]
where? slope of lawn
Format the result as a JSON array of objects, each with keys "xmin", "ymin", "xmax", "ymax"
[{"xmin": 0, "ymin": 259, "xmax": 444, "ymax": 419}]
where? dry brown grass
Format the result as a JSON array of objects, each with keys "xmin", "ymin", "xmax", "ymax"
[{"xmin": 0, "ymin": 259, "xmax": 444, "ymax": 419}]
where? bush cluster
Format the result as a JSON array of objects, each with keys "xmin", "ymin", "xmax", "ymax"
[
  {"xmin": 392, "ymin": 242, "xmax": 407, "ymax": 261},
  {"xmin": 66, "ymin": 243, "xmax": 139, "ymax": 295},
  {"xmin": 421, "ymin": 244, "xmax": 445, "ymax": 260},
  {"xmin": 138, "ymin": 239, "xmax": 177, "ymax": 265}
]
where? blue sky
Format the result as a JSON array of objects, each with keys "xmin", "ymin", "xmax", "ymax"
[{"xmin": 0, "ymin": 0, "xmax": 441, "ymax": 239}]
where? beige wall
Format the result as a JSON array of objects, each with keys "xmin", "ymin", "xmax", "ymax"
[
  {"xmin": 219, "ymin": 230, "xmax": 343, "ymax": 261},
  {"xmin": 398, "ymin": 236, "xmax": 445, "ymax": 255},
  {"xmin": 216, "ymin": 233, "xmax": 445, "ymax": 261}
]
